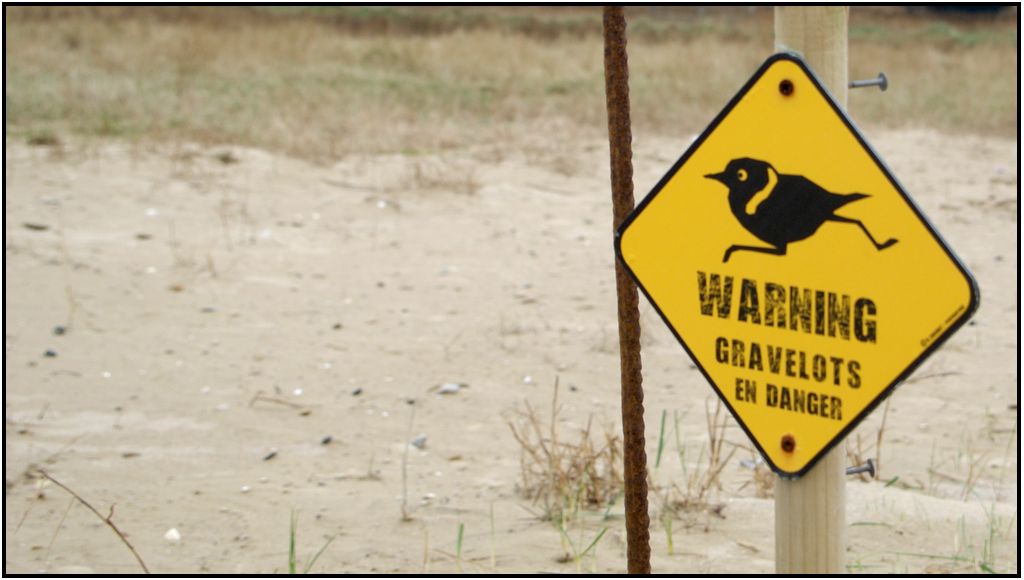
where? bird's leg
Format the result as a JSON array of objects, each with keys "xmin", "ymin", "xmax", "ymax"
[
  {"xmin": 828, "ymin": 215, "xmax": 898, "ymax": 250},
  {"xmin": 723, "ymin": 243, "xmax": 787, "ymax": 263}
]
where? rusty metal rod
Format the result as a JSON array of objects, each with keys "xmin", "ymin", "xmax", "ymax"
[{"xmin": 603, "ymin": 6, "xmax": 651, "ymax": 575}]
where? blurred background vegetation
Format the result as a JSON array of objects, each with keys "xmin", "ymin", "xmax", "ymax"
[{"xmin": 5, "ymin": 6, "xmax": 1017, "ymax": 160}]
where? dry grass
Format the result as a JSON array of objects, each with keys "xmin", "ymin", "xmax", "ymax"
[
  {"xmin": 648, "ymin": 399, "xmax": 746, "ymax": 555},
  {"xmin": 4, "ymin": 6, "xmax": 1017, "ymax": 161},
  {"xmin": 653, "ymin": 400, "xmax": 738, "ymax": 519},
  {"xmin": 506, "ymin": 378, "xmax": 623, "ymax": 521}
]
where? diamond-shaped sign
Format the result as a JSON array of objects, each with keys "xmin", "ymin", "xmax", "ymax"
[{"xmin": 616, "ymin": 53, "xmax": 978, "ymax": 477}]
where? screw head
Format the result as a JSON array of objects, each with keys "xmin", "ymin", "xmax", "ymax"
[
  {"xmin": 781, "ymin": 434, "xmax": 796, "ymax": 453},
  {"xmin": 779, "ymin": 79, "xmax": 794, "ymax": 96}
]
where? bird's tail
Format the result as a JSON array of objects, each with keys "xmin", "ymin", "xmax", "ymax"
[{"xmin": 833, "ymin": 192, "xmax": 870, "ymax": 209}]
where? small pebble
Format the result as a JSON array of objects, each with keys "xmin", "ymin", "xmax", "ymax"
[
  {"xmin": 332, "ymin": 323, "xmax": 343, "ymax": 330},
  {"xmin": 164, "ymin": 528, "xmax": 182, "ymax": 543},
  {"xmin": 293, "ymin": 388, "xmax": 303, "ymax": 396},
  {"xmin": 438, "ymin": 383, "xmax": 462, "ymax": 395},
  {"xmin": 321, "ymin": 435, "xmax": 333, "ymax": 445},
  {"xmin": 739, "ymin": 458, "xmax": 763, "ymax": 469},
  {"xmin": 522, "ymin": 375, "xmax": 533, "ymax": 385},
  {"xmin": 351, "ymin": 388, "xmax": 363, "ymax": 396},
  {"xmin": 43, "ymin": 349, "xmax": 57, "ymax": 358},
  {"xmin": 240, "ymin": 485, "xmax": 251, "ymax": 493},
  {"xmin": 410, "ymin": 434, "xmax": 427, "ymax": 449},
  {"xmin": 53, "ymin": 325, "xmax": 66, "ymax": 336},
  {"xmin": 262, "ymin": 450, "xmax": 277, "ymax": 461}
]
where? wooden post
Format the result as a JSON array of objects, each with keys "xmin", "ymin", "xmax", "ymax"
[{"xmin": 773, "ymin": 6, "xmax": 848, "ymax": 575}]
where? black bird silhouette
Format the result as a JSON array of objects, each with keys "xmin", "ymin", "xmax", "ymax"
[{"xmin": 705, "ymin": 158, "xmax": 898, "ymax": 263}]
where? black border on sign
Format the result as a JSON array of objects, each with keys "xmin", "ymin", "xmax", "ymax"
[{"xmin": 614, "ymin": 52, "xmax": 981, "ymax": 479}]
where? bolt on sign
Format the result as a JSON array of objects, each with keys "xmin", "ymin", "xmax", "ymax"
[{"xmin": 616, "ymin": 53, "xmax": 979, "ymax": 478}]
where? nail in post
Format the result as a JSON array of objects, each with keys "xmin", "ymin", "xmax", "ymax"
[
  {"xmin": 846, "ymin": 458, "xmax": 876, "ymax": 478},
  {"xmin": 849, "ymin": 72, "xmax": 888, "ymax": 91}
]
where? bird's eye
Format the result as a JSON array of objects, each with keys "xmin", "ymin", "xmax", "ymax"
[{"xmin": 737, "ymin": 169, "xmax": 748, "ymax": 182}]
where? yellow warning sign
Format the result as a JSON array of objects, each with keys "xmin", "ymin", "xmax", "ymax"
[{"xmin": 616, "ymin": 53, "xmax": 978, "ymax": 477}]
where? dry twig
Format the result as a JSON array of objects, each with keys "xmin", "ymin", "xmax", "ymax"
[
  {"xmin": 34, "ymin": 469, "xmax": 150, "ymax": 574},
  {"xmin": 401, "ymin": 403, "xmax": 416, "ymax": 521},
  {"xmin": 249, "ymin": 391, "xmax": 311, "ymax": 415}
]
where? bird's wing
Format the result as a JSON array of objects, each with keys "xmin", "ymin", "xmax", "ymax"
[{"xmin": 767, "ymin": 174, "xmax": 854, "ymax": 214}]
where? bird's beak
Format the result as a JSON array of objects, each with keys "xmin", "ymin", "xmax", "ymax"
[{"xmin": 704, "ymin": 171, "xmax": 727, "ymax": 184}]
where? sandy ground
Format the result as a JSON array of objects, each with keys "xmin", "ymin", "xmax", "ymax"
[{"xmin": 3, "ymin": 128, "xmax": 1018, "ymax": 574}]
